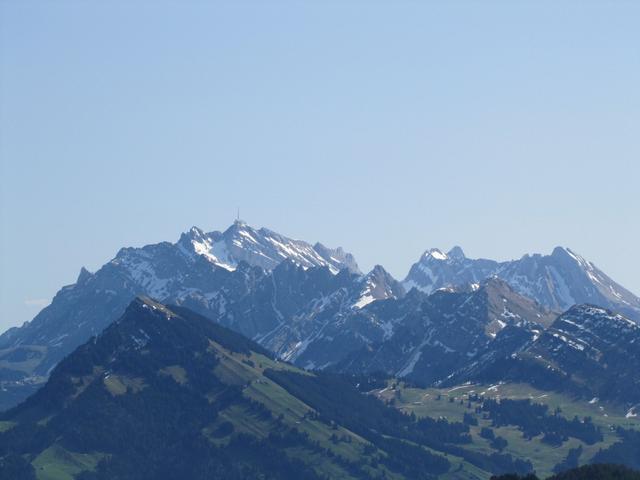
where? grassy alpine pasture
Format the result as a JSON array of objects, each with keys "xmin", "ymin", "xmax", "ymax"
[
  {"xmin": 32, "ymin": 445, "xmax": 106, "ymax": 480},
  {"xmin": 374, "ymin": 381, "xmax": 640, "ymax": 479},
  {"xmin": 206, "ymin": 346, "xmax": 405, "ymax": 479},
  {"xmin": 6, "ymin": 299, "xmax": 637, "ymax": 480},
  {"xmin": 0, "ymin": 420, "xmax": 15, "ymax": 432}
]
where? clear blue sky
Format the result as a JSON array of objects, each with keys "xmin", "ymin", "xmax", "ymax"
[{"xmin": 1, "ymin": 1, "xmax": 639, "ymax": 332}]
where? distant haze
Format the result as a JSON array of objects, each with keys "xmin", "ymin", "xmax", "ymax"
[{"xmin": 1, "ymin": 1, "xmax": 639, "ymax": 332}]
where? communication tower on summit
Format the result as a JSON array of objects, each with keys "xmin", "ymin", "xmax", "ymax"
[{"xmin": 235, "ymin": 208, "xmax": 244, "ymax": 225}]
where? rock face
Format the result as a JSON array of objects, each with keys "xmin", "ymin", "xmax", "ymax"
[
  {"xmin": 176, "ymin": 220, "xmax": 361, "ymax": 274},
  {"xmin": 0, "ymin": 299, "xmax": 363, "ymax": 479},
  {"xmin": 447, "ymin": 305, "xmax": 640, "ymax": 404},
  {"xmin": 527, "ymin": 305, "xmax": 640, "ymax": 402},
  {"xmin": 335, "ymin": 277, "xmax": 556, "ymax": 386},
  {"xmin": 0, "ymin": 222, "xmax": 362, "ymax": 409},
  {"xmin": 2, "ymin": 224, "xmax": 639, "ymax": 411},
  {"xmin": 403, "ymin": 246, "xmax": 640, "ymax": 322},
  {"xmin": 174, "ymin": 261, "xmax": 405, "ymax": 370}
]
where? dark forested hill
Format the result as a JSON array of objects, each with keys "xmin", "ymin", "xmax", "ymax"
[
  {"xmin": 491, "ymin": 463, "xmax": 640, "ymax": 480},
  {"xmin": 0, "ymin": 298, "xmax": 534, "ymax": 480},
  {"xmin": 1, "ymin": 299, "xmax": 639, "ymax": 479}
]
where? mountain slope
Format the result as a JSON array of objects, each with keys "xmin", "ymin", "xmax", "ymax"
[
  {"xmin": 336, "ymin": 278, "xmax": 556, "ymax": 386},
  {"xmin": 447, "ymin": 304, "xmax": 640, "ymax": 404},
  {"xmin": 0, "ymin": 298, "xmax": 380, "ymax": 479},
  {"xmin": 403, "ymin": 246, "xmax": 640, "ymax": 322},
  {"xmin": 178, "ymin": 220, "xmax": 361, "ymax": 274},
  {"xmin": 0, "ymin": 298, "xmax": 535, "ymax": 480},
  {"xmin": 0, "ymin": 222, "xmax": 360, "ymax": 410},
  {"xmin": 3, "ymin": 229, "xmax": 639, "ymax": 414},
  {"xmin": 374, "ymin": 380, "xmax": 640, "ymax": 478}
]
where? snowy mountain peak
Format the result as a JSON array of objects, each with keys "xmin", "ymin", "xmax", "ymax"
[
  {"xmin": 313, "ymin": 242, "xmax": 361, "ymax": 274},
  {"xmin": 404, "ymin": 245, "xmax": 640, "ymax": 322},
  {"xmin": 178, "ymin": 226, "xmax": 235, "ymax": 270},
  {"xmin": 189, "ymin": 225, "xmax": 206, "ymax": 236},
  {"xmin": 551, "ymin": 245, "xmax": 571, "ymax": 257},
  {"xmin": 233, "ymin": 218, "xmax": 248, "ymax": 227},
  {"xmin": 420, "ymin": 246, "xmax": 466, "ymax": 262},
  {"xmin": 552, "ymin": 245, "xmax": 583, "ymax": 262},
  {"xmin": 447, "ymin": 246, "xmax": 466, "ymax": 260},
  {"xmin": 353, "ymin": 265, "xmax": 404, "ymax": 309},
  {"xmin": 178, "ymin": 226, "xmax": 215, "ymax": 250},
  {"xmin": 172, "ymin": 222, "xmax": 360, "ymax": 274},
  {"xmin": 422, "ymin": 248, "xmax": 448, "ymax": 261},
  {"xmin": 222, "ymin": 218, "xmax": 260, "ymax": 239},
  {"xmin": 369, "ymin": 264, "xmax": 388, "ymax": 276}
]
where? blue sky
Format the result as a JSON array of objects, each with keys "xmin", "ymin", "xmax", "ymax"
[{"xmin": 1, "ymin": 1, "xmax": 639, "ymax": 332}]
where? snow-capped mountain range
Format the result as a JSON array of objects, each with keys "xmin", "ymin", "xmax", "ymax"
[
  {"xmin": 0, "ymin": 221, "xmax": 361, "ymax": 369},
  {"xmin": 1, "ymin": 221, "xmax": 639, "ymax": 410},
  {"xmin": 0, "ymin": 221, "xmax": 375, "ymax": 409},
  {"xmin": 176, "ymin": 220, "xmax": 360, "ymax": 274},
  {"xmin": 404, "ymin": 246, "xmax": 640, "ymax": 321}
]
